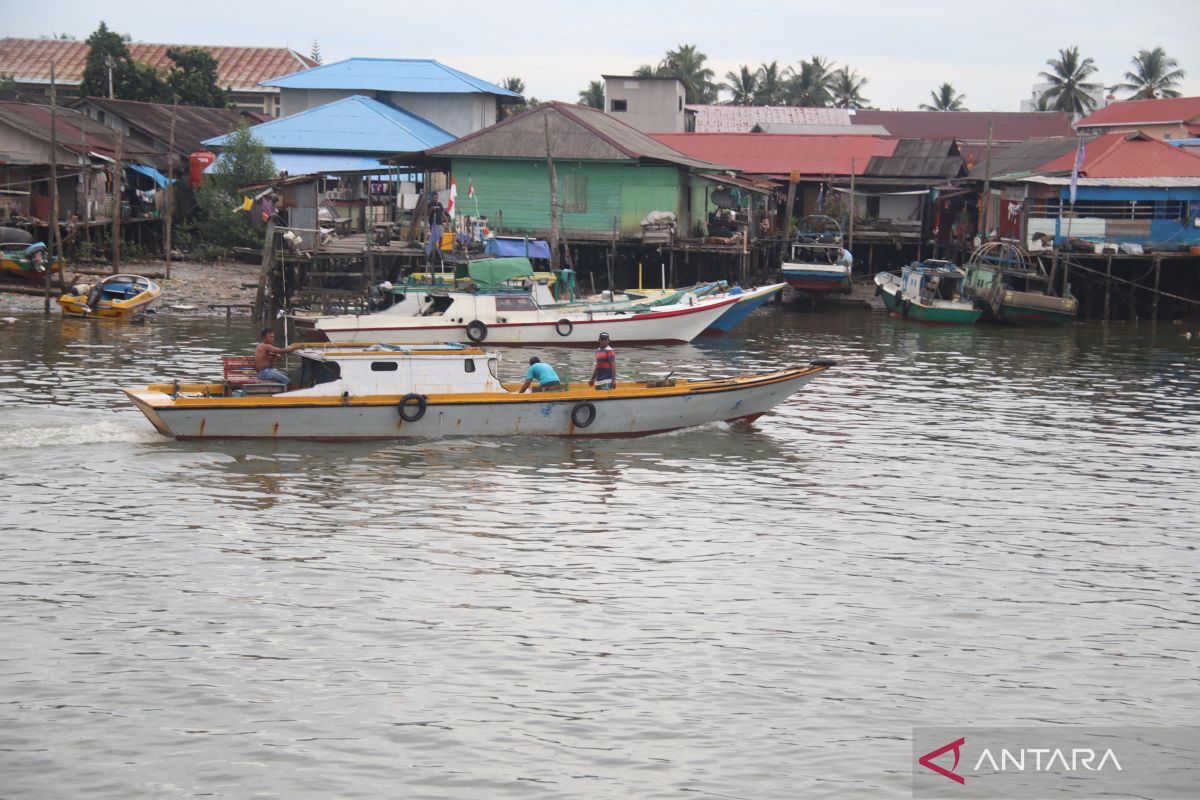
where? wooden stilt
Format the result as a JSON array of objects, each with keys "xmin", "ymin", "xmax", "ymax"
[
  {"xmin": 1152, "ymin": 255, "xmax": 1161, "ymax": 322},
  {"xmin": 1103, "ymin": 254, "xmax": 1112, "ymax": 321}
]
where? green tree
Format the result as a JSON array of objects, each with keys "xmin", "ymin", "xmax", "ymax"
[
  {"xmin": 633, "ymin": 64, "xmax": 659, "ymax": 78},
  {"xmin": 310, "ymin": 40, "xmax": 323, "ymax": 65},
  {"xmin": 1115, "ymin": 47, "xmax": 1185, "ymax": 99},
  {"xmin": 578, "ymin": 80, "xmax": 605, "ymax": 109},
  {"xmin": 498, "ymin": 76, "xmax": 531, "ymax": 119},
  {"xmin": 658, "ymin": 43, "xmax": 717, "ymax": 104},
  {"xmin": 919, "ymin": 83, "xmax": 968, "ymax": 111},
  {"xmin": 81, "ymin": 22, "xmax": 167, "ymax": 101},
  {"xmin": 785, "ymin": 56, "xmax": 835, "ymax": 106},
  {"xmin": 722, "ymin": 65, "xmax": 758, "ymax": 105},
  {"xmin": 830, "ymin": 66, "xmax": 869, "ymax": 108},
  {"xmin": 754, "ymin": 61, "xmax": 785, "ymax": 105},
  {"xmin": 1038, "ymin": 46, "xmax": 1100, "ymax": 116},
  {"xmin": 193, "ymin": 122, "xmax": 276, "ymax": 252},
  {"xmin": 165, "ymin": 47, "xmax": 228, "ymax": 108}
]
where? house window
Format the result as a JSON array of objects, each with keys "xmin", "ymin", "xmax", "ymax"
[
  {"xmin": 611, "ymin": 99, "xmax": 627, "ymax": 112},
  {"xmin": 561, "ymin": 174, "xmax": 587, "ymax": 213}
]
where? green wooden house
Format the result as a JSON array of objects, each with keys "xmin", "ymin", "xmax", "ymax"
[{"xmin": 424, "ymin": 102, "xmax": 726, "ymax": 240}]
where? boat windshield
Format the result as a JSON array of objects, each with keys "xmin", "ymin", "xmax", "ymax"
[{"xmin": 297, "ymin": 357, "xmax": 341, "ymax": 387}]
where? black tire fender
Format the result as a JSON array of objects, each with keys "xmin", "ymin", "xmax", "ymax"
[
  {"xmin": 874, "ymin": 283, "xmax": 882, "ymax": 296},
  {"xmin": 398, "ymin": 393, "xmax": 427, "ymax": 422},
  {"xmin": 466, "ymin": 320, "xmax": 487, "ymax": 342},
  {"xmin": 902, "ymin": 299, "xmax": 912, "ymax": 317},
  {"xmin": 571, "ymin": 402, "xmax": 596, "ymax": 429},
  {"xmin": 555, "ymin": 318, "xmax": 573, "ymax": 336}
]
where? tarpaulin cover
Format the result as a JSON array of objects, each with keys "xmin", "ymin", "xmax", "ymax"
[
  {"xmin": 484, "ymin": 237, "xmax": 551, "ymax": 259},
  {"xmin": 128, "ymin": 163, "xmax": 172, "ymax": 187},
  {"xmin": 454, "ymin": 257, "xmax": 535, "ymax": 287}
]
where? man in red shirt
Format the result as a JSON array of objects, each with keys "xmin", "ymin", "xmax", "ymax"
[{"xmin": 589, "ymin": 332, "xmax": 616, "ymax": 390}]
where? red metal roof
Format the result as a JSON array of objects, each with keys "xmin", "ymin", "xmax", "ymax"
[
  {"xmin": 1076, "ymin": 96, "xmax": 1200, "ymax": 129},
  {"xmin": 850, "ymin": 110, "xmax": 1074, "ymax": 141},
  {"xmin": 648, "ymin": 133, "xmax": 897, "ymax": 177},
  {"xmin": 0, "ymin": 101, "xmax": 115, "ymax": 160},
  {"xmin": 1035, "ymin": 132, "xmax": 1200, "ymax": 178},
  {"xmin": 0, "ymin": 38, "xmax": 316, "ymax": 92}
]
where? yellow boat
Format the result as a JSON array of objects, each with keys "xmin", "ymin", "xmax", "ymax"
[{"xmin": 59, "ymin": 274, "xmax": 162, "ymax": 320}]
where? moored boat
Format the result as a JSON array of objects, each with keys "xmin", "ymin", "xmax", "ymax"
[
  {"xmin": 122, "ymin": 343, "xmax": 836, "ymax": 440},
  {"xmin": 962, "ymin": 242, "xmax": 1078, "ymax": 326},
  {"xmin": 781, "ymin": 216, "xmax": 851, "ymax": 294},
  {"xmin": 703, "ymin": 282, "xmax": 786, "ymax": 334},
  {"xmin": 874, "ymin": 260, "xmax": 982, "ymax": 325},
  {"xmin": 58, "ymin": 274, "xmax": 161, "ymax": 319},
  {"xmin": 1, "ymin": 241, "xmax": 62, "ymax": 283}
]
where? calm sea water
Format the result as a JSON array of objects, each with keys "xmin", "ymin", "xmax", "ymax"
[{"xmin": 0, "ymin": 307, "xmax": 1197, "ymax": 799}]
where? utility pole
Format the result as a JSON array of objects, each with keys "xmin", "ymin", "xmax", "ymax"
[
  {"xmin": 165, "ymin": 100, "xmax": 177, "ymax": 279},
  {"xmin": 45, "ymin": 61, "xmax": 60, "ymax": 314},
  {"xmin": 105, "ymin": 55, "xmax": 115, "ymax": 99},
  {"xmin": 112, "ymin": 131, "xmax": 122, "ymax": 274},
  {"xmin": 981, "ymin": 120, "xmax": 993, "ymax": 241},
  {"xmin": 848, "ymin": 159, "xmax": 856, "ymax": 255},
  {"xmin": 543, "ymin": 115, "xmax": 560, "ymax": 270}
]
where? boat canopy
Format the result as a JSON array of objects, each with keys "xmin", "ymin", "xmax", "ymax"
[{"xmin": 454, "ymin": 257, "xmax": 535, "ymax": 287}]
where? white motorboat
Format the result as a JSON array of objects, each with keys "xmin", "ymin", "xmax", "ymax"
[{"xmin": 123, "ymin": 343, "xmax": 837, "ymax": 440}]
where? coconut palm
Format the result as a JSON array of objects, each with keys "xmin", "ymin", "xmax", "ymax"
[
  {"xmin": 722, "ymin": 65, "xmax": 758, "ymax": 105},
  {"xmin": 1114, "ymin": 47, "xmax": 1186, "ymax": 99},
  {"xmin": 578, "ymin": 80, "xmax": 605, "ymax": 109},
  {"xmin": 1037, "ymin": 46, "xmax": 1100, "ymax": 116},
  {"xmin": 500, "ymin": 76, "xmax": 525, "ymax": 96},
  {"xmin": 633, "ymin": 64, "xmax": 659, "ymax": 78},
  {"xmin": 754, "ymin": 61, "xmax": 785, "ymax": 106},
  {"xmin": 919, "ymin": 83, "xmax": 968, "ymax": 111},
  {"xmin": 658, "ymin": 43, "xmax": 717, "ymax": 104},
  {"xmin": 830, "ymin": 66, "xmax": 869, "ymax": 109},
  {"xmin": 785, "ymin": 56, "xmax": 835, "ymax": 106}
]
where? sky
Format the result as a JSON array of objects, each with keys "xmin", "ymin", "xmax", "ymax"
[{"xmin": 5, "ymin": 0, "xmax": 1199, "ymax": 111}]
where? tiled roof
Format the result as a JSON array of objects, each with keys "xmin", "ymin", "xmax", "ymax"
[
  {"xmin": 850, "ymin": 110, "xmax": 1074, "ymax": 141},
  {"xmin": 1075, "ymin": 96, "xmax": 1200, "ymax": 128},
  {"xmin": 262, "ymin": 58, "xmax": 521, "ymax": 98},
  {"xmin": 686, "ymin": 105, "xmax": 851, "ymax": 133},
  {"xmin": 0, "ymin": 38, "xmax": 316, "ymax": 91},
  {"xmin": 429, "ymin": 102, "xmax": 722, "ymax": 171},
  {"xmin": 648, "ymin": 133, "xmax": 897, "ymax": 177},
  {"xmin": 74, "ymin": 97, "xmax": 248, "ymax": 157},
  {"xmin": 0, "ymin": 100, "xmax": 115, "ymax": 160},
  {"xmin": 1035, "ymin": 132, "xmax": 1200, "ymax": 178},
  {"xmin": 203, "ymin": 95, "xmax": 454, "ymax": 154}
]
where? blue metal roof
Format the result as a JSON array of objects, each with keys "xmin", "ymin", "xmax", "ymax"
[
  {"xmin": 261, "ymin": 58, "xmax": 522, "ymax": 98},
  {"xmin": 202, "ymin": 95, "xmax": 454, "ymax": 154}
]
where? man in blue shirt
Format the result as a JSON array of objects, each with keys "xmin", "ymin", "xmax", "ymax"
[{"xmin": 519, "ymin": 357, "xmax": 563, "ymax": 393}]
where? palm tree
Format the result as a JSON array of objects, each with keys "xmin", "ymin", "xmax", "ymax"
[
  {"xmin": 658, "ymin": 43, "xmax": 717, "ymax": 104},
  {"xmin": 919, "ymin": 83, "xmax": 968, "ymax": 111},
  {"xmin": 1038, "ymin": 46, "xmax": 1100, "ymax": 116},
  {"xmin": 578, "ymin": 80, "xmax": 605, "ymax": 109},
  {"xmin": 633, "ymin": 64, "xmax": 659, "ymax": 78},
  {"xmin": 785, "ymin": 56, "xmax": 835, "ymax": 106},
  {"xmin": 1114, "ymin": 47, "xmax": 1186, "ymax": 99},
  {"xmin": 830, "ymin": 67, "xmax": 869, "ymax": 109},
  {"xmin": 754, "ymin": 61, "xmax": 785, "ymax": 106},
  {"xmin": 500, "ymin": 76, "xmax": 525, "ymax": 96},
  {"xmin": 498, "ymin": 76, "xmax": 528, "ymax": 119},
  {"xmin": 722, "ymin": 65, "xmax": 758, "ymax": 105}
]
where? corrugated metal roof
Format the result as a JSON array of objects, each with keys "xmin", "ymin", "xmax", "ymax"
[
  {"xmin": 1076, "ymin": 96, "xmax": 1200, "ymax": 128},
  {"xmin": 262, "ymin": 58, "xmax": 521, "ymax": 98},
  {"xmin": 73, "ymin": 97, "xmax": 247, "ymax": 162},
  {"xmin": 1036, "ymin": 132, "xmax": 1200, "ymax": 178},
  {"xmin": 649, "ymin": 132, "xmax": 897, "ymax": 177},
  {"xmin": 890, "ymin": 139, "xmax": 959, "ymax": 159},
  {"xmin": 203, "ymin": 95, "xmax": 454, "ymax": 154},
  {"xmin": 851, "ymin": 109, "xmax": 1074, "ymax": 140},
  {"xmin": 687, "ymin": 105, "xmax": 851, "ymax": 133},
  {"xmin": 0, "ymin": 38, "xmax": 315, "ymax": 92},
  {"xmin": 429, "ymin": 102, "xmax": 723, "ymax": 171},
  {"xmin": 1022, "ymin": 176, "xmax": 1200, "ymax": 188},
  {"xmin": 863, "ymin": 156, "xmax": 964, "ymax": 179},
  {"xmin": 752, "ymin": 122, "xmax": 890, "ymax": 135},
  {"xmin": 260, "ymin": 152, "xmax": 388, "ymax": 176},
  {"xmin": 966, "ymin": 137, "xmax": 1078, "ymax": 179},
  {"xmin": 0, "ymin": 100, "xmax": 115, "ymax": 161}
]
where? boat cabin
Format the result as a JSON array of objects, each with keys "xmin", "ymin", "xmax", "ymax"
[
  {"xmin": 901, "ymin": 260, "xmax": 968, "ymax": 304},
  {"xmin": 283, "ymin": 343, "xmax": 505, "ymax": 397}
]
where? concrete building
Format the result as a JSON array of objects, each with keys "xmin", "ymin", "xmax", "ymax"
[
  {"xmin": 601, "ymin": 76, "xmax": 687, "ymax": 133},
  {"xmin": 261, "ymin": 58, "xmax": 522, "ymax": 138}
]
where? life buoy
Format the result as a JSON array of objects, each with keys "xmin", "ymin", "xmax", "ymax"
[
  {"xmin": 398, "ymin": 393, "xmax": 427, "ymax": 422},
  {"xmin": 571, "ymin": 402, "xmax": 596, "ymax": 429},
  {"xmin": 466, "ymin": 320, "xmax": 487, "ymax": 342},
  {"xmin": 555, "ymin": 318, "xmax": 573, "ymax": 336}
]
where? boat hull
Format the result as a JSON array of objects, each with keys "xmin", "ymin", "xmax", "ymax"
[
  {"xmin": 704, "ymin": 283, "xmax": 785, "ymax": 334},
  {"xmin": 781, "ymin": 263, "xmax": 850, "ymax": 293},
  {"xmin": 876, "ymin": 276, "xmax": 982, "ymax": 325},
  {"xmin": 124, "ymin": 366, "xmax": 828, "ymax": 440},
  {"xmin": 1, "ymin": 255, "xmax": 61, "ymax": 283}
]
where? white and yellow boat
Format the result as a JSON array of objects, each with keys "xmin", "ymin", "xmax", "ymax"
[
  {"xmin": 124, "ymin": 343, "xmax": 835, "ymax": 441},
  {"xmin": 59, "ymin": 274, "xmax": 161, "ymax": 320}
]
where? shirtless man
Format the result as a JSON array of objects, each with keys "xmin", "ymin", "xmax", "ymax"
[{"xmin": 254, "ymin": 328, "xmax": 303, "ymax": 384}]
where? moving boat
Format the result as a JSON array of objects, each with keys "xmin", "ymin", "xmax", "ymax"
[
  {"xmin": 874, "ymin": 260, "xmax": 983, "ymax": 325},
  {"xmin": 123, "ymin": 343, "xmax": 836, "ymax": 440},
  {"xmin": 781, "ymin": 216, "xmax": 851, "ymax": 294},
  {"xmin": 962, "ymin": 242, "xmax": 1078, "ymax": 326},
  {"xmin": 0, "ymin": 241, "xmax": 61, "ymax": 283},
  {"xmin": 58, "ymin": 274, "xmax": 161, "ymax": 319},
  {"xmin": 307, "ymin": 289, "xmax": 739, "ymax": 346}
]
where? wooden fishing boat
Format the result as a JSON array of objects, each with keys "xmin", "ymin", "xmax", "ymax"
[
  {"xmin": 123, "ymin": 343, "xmax": 836, "ymax": 440},
  {"xmin": 874, "ymin": 260, "xmax": 982, "ymax": 325},
  {"xmin": 962, "ymin": 242, "xmax": 1078, "ymax": 326},
  {"xmin": 781, "ymin": 216, "xmax": 851, "ymax": 294},
  {"xmin": 0, "ymin": 242, "xmax": 61, "ymax": 283},
  {"xmin": 703, "ymin": 282, "xmax": 786, "ymax": 334},
  {"xmin": 59, "ymin": 274, "xmax": 161, "ymax": 319}
]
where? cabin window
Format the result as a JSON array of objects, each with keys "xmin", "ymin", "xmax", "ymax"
[
  {"xmin": 610, "ymin": 99, "xmax": 627, "ymax": 112},
  {"xmin": 464, "ymin": 359, "xmax": 476, "ymax": 373},
  {"xmin": 561, "ymin": 174, "xmax": 587, "ymax": 213},
  {"xmin": 370, "ymin": 362, "xmax": 399, "ymax": 372},
  {"xmin": 298, "ymin": 358, "xmax": 341, "ymax": 386},
  {"xmin": 495, "ymin": 296, "xmax": 537, "ymax": 311}
]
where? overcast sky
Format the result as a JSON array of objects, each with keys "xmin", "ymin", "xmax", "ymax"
[{"xmin": 5, "ymin": 0, "xmax": 1198, "ymax": 110}]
